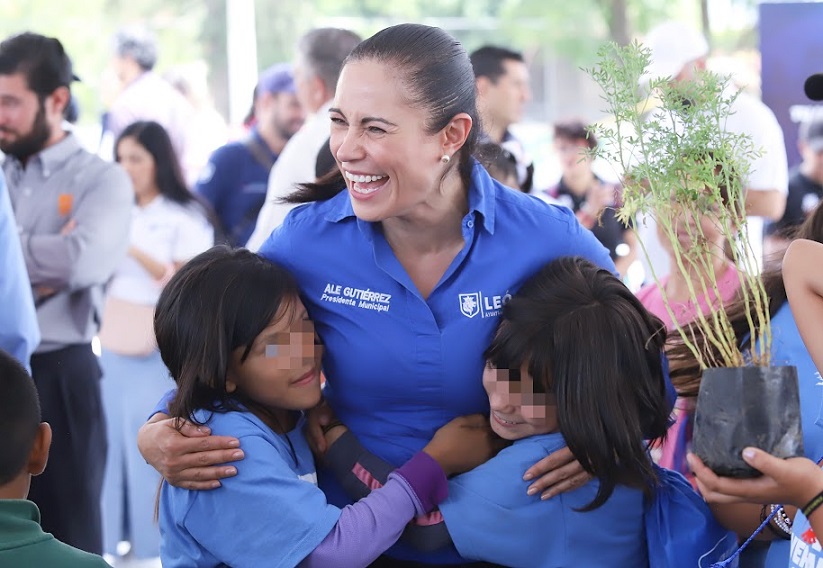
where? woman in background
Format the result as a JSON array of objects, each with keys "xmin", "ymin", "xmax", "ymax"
[{"xmin": 98, "ymin": 121, "xmax": 214, "ymax": 566}]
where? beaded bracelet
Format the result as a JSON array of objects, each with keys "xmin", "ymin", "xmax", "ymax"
[
  {"xmin": 802, "ymin": 489, "xmax": 823, "ymax": 519},
  {"xmin": 770, "ymin": 504, "xmax": 793, "ymax": 539}
]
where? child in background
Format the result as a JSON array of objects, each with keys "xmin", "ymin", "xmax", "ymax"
[
  {"xmin": 322, "ymin": 257, "xmax": 735, "ymax": 567},
  {"xmin": 0, "ymin": 349, "xmax": 111, "ymax": 567},
  {"xmin": 154, "ymin": 246, "xmax": 497, "ymax": 568},
  {"xmin": 476, "ymin": 142, "xmax": 520, "ymax": 188}
]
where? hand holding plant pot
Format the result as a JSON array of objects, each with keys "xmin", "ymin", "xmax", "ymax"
[{"xmin": 587, "ymin": 42, "xmax": 804, "ymax": 478}]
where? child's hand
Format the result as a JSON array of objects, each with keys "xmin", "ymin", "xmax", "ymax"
[
  {"xmin": 423, "ymin": 414, "xmax": 506, "ymax": 476},
  {"xmin": 688, "ymin": 448, "xmax": 823, "ymax": 508},
  {"xmin": 305, "ymin": 398, "xmax": 335, "ymax": 456},
  {"xmin": 137, "ymin": 413, "xmax": 244, "ymax": 490},
  {"xmin": 522, "ymin": 446, "xmax": 592, "ymax": 500}
]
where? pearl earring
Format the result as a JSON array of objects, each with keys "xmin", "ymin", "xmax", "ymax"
[{"xmin": 440, "ymin": 155, "xmax": 451, "ymax": 164}]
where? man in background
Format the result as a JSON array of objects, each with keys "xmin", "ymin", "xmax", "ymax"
[
  {"xmin": 245, "ymin": 28, "xmax": 361, "ymax": 251},
  {"xmin": 0, "ymin": 32, "xmax": 132, "ymax": 554},
  {"xmin": 196, "ymin": 64, "xmax": 304, "ymax": 247},
  {"xmin": 470, "ymin": 45, "xmax": 535, "ymax": 192}
]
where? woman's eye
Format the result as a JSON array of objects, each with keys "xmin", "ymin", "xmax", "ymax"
[
  {"xmin": 330, "ymin": 117, "xmax": 346, "ymax": 126},
  {"xmin": 367, "ymin": 126, "xmax": 386, "ymax": 134}
]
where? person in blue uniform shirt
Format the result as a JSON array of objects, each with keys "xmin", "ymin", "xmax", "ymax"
[
  {"xmin": 138, "ymin": 23, "xmax": 619, "ymax": 566},
  {"xmin": 322, "ymin": 257, "xmax": 733, "ymax": 568},
  {"xmin": 0, "ymin": 172, "xmax": 39, "ymax": 370},
  {"xmin": 195, "ymin": 64, "xmax": 304, "ymax": 246}
]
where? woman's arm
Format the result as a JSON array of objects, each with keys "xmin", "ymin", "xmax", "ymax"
[
  {"xmin": 128, "ymin": 245, "xmax": 172, "ymax": 281},
  {"xmin": 137, "ymin": 412, "xmax": 244, "ymax": 490},
  {"xmin": 783, "ymin": 239, "xmax": 823, "ymax": 372}
]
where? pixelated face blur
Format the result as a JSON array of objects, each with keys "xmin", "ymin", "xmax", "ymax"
[
  {"xmin": 329, "ymin": 59, "xmax": 449, "ymax": 223},
  {"xmin": 482, "ymin": 362, "xmax": 556, "ymax": 441},
  {"xmin": 227, "ymin": 299, "xmax": 323, "ymax": 414}
]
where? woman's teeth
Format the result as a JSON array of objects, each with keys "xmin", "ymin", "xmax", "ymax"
[{"xmin": 345, "ymin": 172, "xmax": 387, "ymax": 183}]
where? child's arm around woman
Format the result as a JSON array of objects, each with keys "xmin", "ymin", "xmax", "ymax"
[{"xmin": 152, "ymin": 246, "xmax": 498, "ymax": 568}]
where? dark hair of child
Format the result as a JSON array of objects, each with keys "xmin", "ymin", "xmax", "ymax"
[
  {"xmin": 484, "ymin": 256, "xmax": 670, "ymax": 510},
  {"xmin": 154, "ymin": 246, "xmax": 301, "ymax": 426},
  {"xmin": 0, "ymin": 350, "xmax": 41, "ymax": 485}
]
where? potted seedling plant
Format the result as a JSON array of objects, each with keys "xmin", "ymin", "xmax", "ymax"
[{"xmin": 586, "ymin": 42, "xmax": 804, "ymax": 477}]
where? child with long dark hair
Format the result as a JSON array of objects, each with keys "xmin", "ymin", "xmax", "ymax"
[
  {"xmin": 322, "ymin": 256, "xmax": 734, "ymax": 567},
  {"xmin": 153, "ymin": 246, "xmax": 496, "ymax": 568}
]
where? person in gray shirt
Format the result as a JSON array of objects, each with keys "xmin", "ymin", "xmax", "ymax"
[{"xmin": 0, "ymin": 32, "xmax": 132, "ymax": 555}]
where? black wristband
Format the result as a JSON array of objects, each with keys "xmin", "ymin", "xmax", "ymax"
[
  {"xmin": 802, "ymin": 489, "xmax": 823, "ymax": 519},
  {"xmin": 320, "ymin": 420, "xmax": 345, "ymax": 435}
]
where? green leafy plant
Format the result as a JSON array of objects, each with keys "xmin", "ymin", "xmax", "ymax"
[{"xmin": 586, "ymin": 41, "xmax": 771, "ymax": 369}]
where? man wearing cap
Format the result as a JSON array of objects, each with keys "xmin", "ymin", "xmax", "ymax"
[
  {"xmin": 638, "ymin": 20, "xmax": 788, "ymax": 278},
  {"xmin": 0, "ymin": 32, "xmax": 132, "ymax": 555},
  {"xmin": 195, "ymin": 64, "xmax": 304, "ymax": 247},
  {"xmin": 765, "ymin": 115, "xmax": 823, "ymax": 258},
  {"xmin": 107, "ymin": 25, "xmax": 196, "ymax": 180},
  {"xmin": 245, "ymin": 28, "xmax": 361, "ymax": 251}
]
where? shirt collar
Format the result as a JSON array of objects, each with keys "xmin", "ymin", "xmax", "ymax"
[
  {"xmin": 322, "ymin": 157, "xmax": 496, "ymax": 233},
  {"xmin": 33, "ymin": 132, "xmax": 82, "ymax": 175}
]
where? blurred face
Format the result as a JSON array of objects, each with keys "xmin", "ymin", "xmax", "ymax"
[
  {"xmin": 0, "ymin": 72, "xmax": 51, "ymax": 160},
  {"xmin": 257, "ymin": 91, "xmax": 305, "ymax": 140},
  {"xmin": 657, "ymin": 195, "xmax": 726, "ymax": 257},
  {"xmin": 116, "ymin": 136, "xmax": 158, "ymax": 200},
  {"xmin": 227, "ymin": 299, "xmax": 323, "ymax": 414},
  {"xmin": 482, "ymin": 362, "xmax": 555, "ymax": 441},
  {"xmin": 479, "ymin": 59, "xmax": 531, "ymax": 128},
  {"xmin": 330, "ymin": 59, "xmax": 452, "ymax": 223},
  {"xmin": 800, "ymin": 141, "xmax": 823, "ymax": 184},
  {"xmin": 553, "ymin": 137, "xmax": 592, "ymax": 177}
]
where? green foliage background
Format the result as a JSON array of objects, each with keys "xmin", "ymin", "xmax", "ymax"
[{"xmin": 0, "ymin": 0, "xmax": 755, "ymax": 125}]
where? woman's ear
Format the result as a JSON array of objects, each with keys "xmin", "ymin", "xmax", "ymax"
[
  {"xmin": 28, "ymin": 423, "xmax": 52, "ymax": 477},
  {"xmin": 441, "ymin": 113, "xmax": 473, "ymax": 158}
]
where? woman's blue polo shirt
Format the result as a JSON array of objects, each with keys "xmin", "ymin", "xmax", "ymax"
[{"xmin": 259, "ymin": 162, "xmax": 615, "ymax": 563}]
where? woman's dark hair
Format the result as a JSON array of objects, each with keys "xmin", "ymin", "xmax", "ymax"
[
  {"xmin": 154, "ymin": 246, "xmax": 300, "ymax": 424},
  {"xmin": 669, "ymin": 201, "xmax": 823, "ymax": 397},
  {"xmin": 115, "ymin": 121, "xmax": 192, "ymax": 206},
  {"xmin": 485, "ymin": 256, "xmax": 670, "ymax": 511},
  {"xmin": 286, "ymin": 23, "xmax": 479, "ymax": 204}
]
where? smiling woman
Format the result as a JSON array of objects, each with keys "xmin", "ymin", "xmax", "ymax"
[{"xmin": 137, "ymin": 23, "xmax": 620, "ymax": 568}]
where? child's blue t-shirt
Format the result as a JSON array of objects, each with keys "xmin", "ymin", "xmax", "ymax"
[
  {"xmin": 159, "ymin": 409, "xmax": 340, "ymax": 568},
  {"xmin": 764, "ymin": 303, "xmax": 823, "ymax": 567},
  {"xmin": 438, "ymin": 432, "xmax": 648, "ymax": 568},
  {"xmin": 788, "ymin": 511, "xmax": 821, "ymax": 567}
]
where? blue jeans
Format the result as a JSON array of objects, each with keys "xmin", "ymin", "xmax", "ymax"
[{"xmin": 100, "ymin": 349, "xmax": 173, "ymax": 558}]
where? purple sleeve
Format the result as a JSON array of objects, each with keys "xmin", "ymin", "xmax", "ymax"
[{"xmin": 299, "ymin": 453, "xmax": 448, "ymax": 567}]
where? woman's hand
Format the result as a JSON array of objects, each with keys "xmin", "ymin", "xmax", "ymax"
[
  {"xmin": 523, "ymin": 446, "xmax": 592, "ymax": 500},
  {"xmin": 688, "ymin": 448, "xmax": 823, "ymax": 508},
  {"xmin": 423, "ymin": 414, "xmax": 506, "ymax": 476},
  {"xmin": 137, "ymin": 413, "xmax": 244, "ymax": 490}
]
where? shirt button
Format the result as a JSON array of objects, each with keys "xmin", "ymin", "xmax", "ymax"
[
  {"xmin": 466, "ymin": 220, "xmax": 474, "ymax": 228},
  {"xmin": 23, "ymin": 187, "xmax": 32, "ymax": 197}
]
